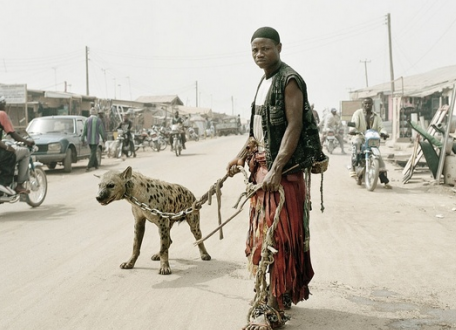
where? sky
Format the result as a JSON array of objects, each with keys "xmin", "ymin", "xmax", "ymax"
[{"xmin": 2, "ymin": 0, "xmax": 456, "ymax": 119}]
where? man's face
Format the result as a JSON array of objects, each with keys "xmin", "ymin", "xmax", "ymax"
[
  {"xmin": 251, "ymin": 38, "xmax": 281, "ymax": 70},
  {"xmin": 362, "ymin": 99, "xmax": 373, "ymax": 111}
]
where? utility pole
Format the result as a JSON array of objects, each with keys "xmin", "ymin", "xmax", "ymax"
[
  {"xmin": 195, "ymin": 81, "xmax": 198, "ymax": 107},
  {"xmin": 85, "ymin": 46, "xmax": 90, "ymax": 95},
  {"xmin": 386, "ymin": 13, "xmax": 395, "ymax": 95},
  {"xmin": 52, "ymin": 67, "xmax": 57, "ymax": 91},
  {"xmin": 360, "ymin": 59, "xmax": 371, "ymax": 87},
  {"xmin": 127, "ymin": 76, "xmax": 132, "ymax": 100},
  {"xmin": 102, "ymin": 69, "xmax": 108, "ymax": 98}
]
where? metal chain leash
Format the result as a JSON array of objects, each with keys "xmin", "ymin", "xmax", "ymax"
[
  {"xmin": 123, "ymin": 168, "xmax": 246, "ymax": 222},
  {"xmin": 124, "ymin": 194, "xmax": 199, "ymax": 221}
]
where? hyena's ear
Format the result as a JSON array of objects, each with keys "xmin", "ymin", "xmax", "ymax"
[{"xmin": 121, "ymin": 166, "xmax": 133, "ymax": 179}]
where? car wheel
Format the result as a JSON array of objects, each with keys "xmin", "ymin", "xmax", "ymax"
[
  {"xmin": 63, "ymin": 149, "xmax": 72, "ymax": 173},
  {"xmin": 48, "ymin": 162, "xmax": 57, "ymax": 170}
]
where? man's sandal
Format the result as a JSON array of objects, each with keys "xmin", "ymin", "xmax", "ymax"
[
  {"xmin": 282, "ymin": 293, "xmax": 292, "ymax": 310},
  {"xmin": 244, "ymin": 304, "xmax": 290, "ymax": 330}
]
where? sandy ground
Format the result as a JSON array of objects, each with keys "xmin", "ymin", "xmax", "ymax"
[{"xmin": 0, "ymin": 135, "xmax": 455, "ymax": 330}]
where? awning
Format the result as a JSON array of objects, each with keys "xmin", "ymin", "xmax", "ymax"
[{"xmin": 44, "ymin": 91, "xmax": 82, "ymax": 99}]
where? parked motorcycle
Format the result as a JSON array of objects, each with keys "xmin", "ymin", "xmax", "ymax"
[
  {"xmin": 149, "ymin": 126, "xmax": 162, "ymax": 152},
  {"xmin": 348, "ymin": 125, "xmax": 385, "ymax": 191},
  {"xmin": 170, "ymin": 124, "xmax": 183, "ymax": 156},
  {"xmin": 0, "ymin": 144, "xmax": 48, "ymax": 207}
]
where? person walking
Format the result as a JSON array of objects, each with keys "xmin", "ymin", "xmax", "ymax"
[
  {"xmin": 82, "ymin": 107, "xmax": 106, "ymax": 171},
  {"xmin": 226, "ymin": 27, "xmax": 324, "ymax": 330}
]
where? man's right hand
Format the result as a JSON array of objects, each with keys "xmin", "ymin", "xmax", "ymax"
[{"xmin": 226, "ymin": 157, "xmax": 244, "ymax": 177}]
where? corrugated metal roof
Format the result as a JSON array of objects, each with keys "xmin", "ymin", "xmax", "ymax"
[
  {"xmin": 135, "ymin": 95, "xmax": 183, "ymax": 105},
  {"xmin": 349, "ymin": 65, "xmax": 456, "ymax": 99},
  {"xmin": 176, "ymin": 105, "xmax": 212, "ymax": 115}
]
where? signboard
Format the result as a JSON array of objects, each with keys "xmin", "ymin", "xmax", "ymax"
[{"xmin": 0, "ymin": 84, "xmax": 27, "ymax": 103}]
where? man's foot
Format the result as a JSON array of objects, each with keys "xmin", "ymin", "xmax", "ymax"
[
  {"xmin": 86, "ymin": 168, "xmax": 90, "ymax": 172},
  {"xmin": 349, "ymin": 170, "xmax": 356, "ymax": 177},
  {"xmin": 15, "ymin": 184, "xmax": 30, "ymax": 194},
  {"xmin": 183, "ymin": 145, "xmax": 186, "ymax": 150},
  {"xmin": 243, "ymin": 307, "xmax": 289, "ymax": 330},
  {"xmin": 282, "ymin": 293, "xmax": 292, "ymax": 310},
  {"xmin": 0, "ymin": 184, "xmax": 16, "ymax": 195},
  {"xmin": 384, "ymin": 183, "xmax": 392, "ymax": 189},
  {"xmin": 341, "ymin": 150, "xmax": 347, "ymax": 154}
]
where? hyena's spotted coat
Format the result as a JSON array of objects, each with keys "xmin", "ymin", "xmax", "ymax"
[{"xmin": 96, "ymin": 166, "xmax": 211, "ymax": 275}]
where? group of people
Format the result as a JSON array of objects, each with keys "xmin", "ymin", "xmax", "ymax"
[
  {"xmin": 313, "ymin": 100, "xmax": 391, "ymax": 188},
  {"xmin": 81, "ymin": 107, "xmax": 190, "ymax": 170}
]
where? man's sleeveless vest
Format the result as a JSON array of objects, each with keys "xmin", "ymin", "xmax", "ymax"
[{"xmin": 249, "ymin": 62, "xmax": 322, "ymax": 173}]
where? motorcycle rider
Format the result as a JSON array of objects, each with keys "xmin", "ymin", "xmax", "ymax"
[
  {"xmin": 0, "ymin": 96, "xmax": 35, "ymax": 195},
  {"xmin": 169, "ymin": 111, "xmax": 186, "ymax": 150},
  {"xmin": 321, "ymin": 108, "xmax": 346, "ymax": 154},
  {"xmin": 117, "ymin": 111, "xmax": 136, "ymax": 158},
  {"xmin": 349, "ymin": 97, "xmax": 391, "ymax": 189}
]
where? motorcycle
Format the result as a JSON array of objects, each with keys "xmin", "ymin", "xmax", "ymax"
[
  {"xmin": 116, "ymin": 129, "xmax": 138, "ymax": 158},
  {"xmin": 0, "ymin": 144, "xmax": 48, "ymax": 207},
  {"xmin": 348, "ymin": 125, "xmax": 385, "ymax": 191},
  {"xmin": 170, "ymin": 124, "xmax": 183, "ymax": 157},
  {"xmin": 323, "ymin": 127, "xmax": 345, "ymax": 154},
  {"xmin": 156, "ymin": 126, "xmax": 169, "ymax": 151},
  {"xmin": 149, "ymin": 126, "xmax": 164, "ymax": 152},
  {"xmin": 188, "ymin": 127, "xmax": 199, "ymax": 141},
  {"xmin": 324, "ymin": 128, "xmax": 339, "ymax": 154},
  {"xmin": 134, "ymin": 128, "xmax": 158, "ymax": 152}
]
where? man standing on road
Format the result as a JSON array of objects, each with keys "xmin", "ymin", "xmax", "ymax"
[
  {"xmin": 311, "ymin": 103, "xmax": 320, "ymax": 130},
  {"xmin": 0, "ymin": 96, "xmax": 35, "ymax": 194},
  {"xmin": 226, "ymin": 27, "xmax": 323, "ymax": 330},
  {"xmin": 349, "ymin": 97, "xmax": 391, "ymax": 189},
  {"xmin": 82, "ymin": 107, "xmax": 106, "ymax": 172}
]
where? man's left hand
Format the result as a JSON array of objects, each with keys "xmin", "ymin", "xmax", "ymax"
[{"xmin": 262, "ymin": 170, "xmax": 281, "ymax": 192}]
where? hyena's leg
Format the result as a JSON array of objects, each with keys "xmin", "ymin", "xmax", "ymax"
[
  {"xmin": 186, "ymin": 212, "xmax": 211, "ymax": 261},
  {"xmin": 120, "ymin": 216, "xmax": 146, "ymax": 269}
]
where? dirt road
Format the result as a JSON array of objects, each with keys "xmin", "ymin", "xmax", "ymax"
[{"xmin": 0, "ymin": 135, "xmax": 455, "ymax": 330}]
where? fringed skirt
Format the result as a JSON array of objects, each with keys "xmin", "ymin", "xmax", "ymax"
[{"xmin": 246, "ymin": 152, "xmax": 314, "ymax": 309}]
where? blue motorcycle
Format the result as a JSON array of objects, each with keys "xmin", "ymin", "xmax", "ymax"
[{"xmin": 349, "ymin": 128, "xmax": 383, "ymax": 191}]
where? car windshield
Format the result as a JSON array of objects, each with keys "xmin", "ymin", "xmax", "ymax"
[{"xmin": 27, "ymin": 118, "xmax": 75, "ymax": 134}]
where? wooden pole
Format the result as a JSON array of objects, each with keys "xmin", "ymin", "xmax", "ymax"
[{"xmin": 435, "ymin": 85, "xmax": 456, "ymax": 184}]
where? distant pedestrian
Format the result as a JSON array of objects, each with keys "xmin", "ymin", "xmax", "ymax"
[
  {"xmin": 311, "ymin": 103, "xmax": 320, "ymax": 128},
  {"xmin": 82, "ymin": 107, "xmax": 106, "ymax": 171}
]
